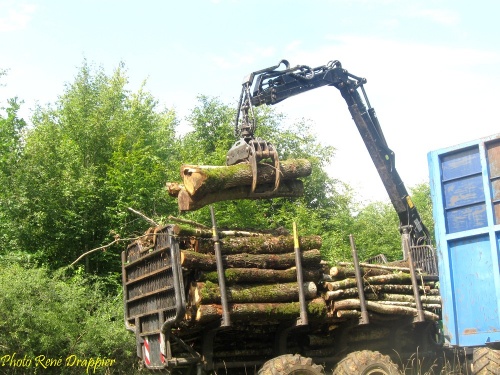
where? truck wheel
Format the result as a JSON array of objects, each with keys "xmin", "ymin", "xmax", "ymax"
[
  {"xmin": 258, "ymin": 354, "xmax": 324, "ymax": 375},
  {"xmin": 332, "ymin": 350, "xmax": 400, "ymax": 375},
  {"xmin": 473, "ymin": 347, "xmax": 500, "ymax": 374}
]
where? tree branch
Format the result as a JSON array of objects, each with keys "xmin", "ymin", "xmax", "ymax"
[
  {"xmin": 69, "ymin": 234, "xmax": 152, "ymax": 267},
  {"xmin": 127, "ymin": 207, "xmax": 158, "ymax": 226}
]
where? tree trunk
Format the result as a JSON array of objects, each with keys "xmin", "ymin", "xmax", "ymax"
[
  {"xmin": 365, "ymin": 293, "xmax": 441, "ymax": 304},
  {"xmin": 180, "ymin": 249, "xmax": 322, "ymax": 270},
  {"xmin": 197, "ymin": 267, "xmax": 322, "ymax": 285},
  {"xmin": 173, "ymin": 224, "xmax": 265, "ymax": 238},
  {"xmin": 324, "ymin": 284, "xmax": 432, "ymax": 301},
  {"xmin": 193, "ymin": 234, "xmax": 322, "ymax": 255},
  {"xmin": 177, "ymin": 179, "xmax": 305, "ymax": 211},
  {"xmin": 337, "ymin": 261, "xmax": 412, "ymax": 273},
  {"xmin": 193, "ymin": 297, "xmax": 327, "ymax": 323},
  {"xmin": 333, "ymin": 298, "xmax": 439, "ymax": 321},
  {"xmin": 191, "ymin": 281, "xmax": 317, "ymax": 305},
  {"xmin": 329, "ymin": 265, "xmax": 394, "ymax": 279},
  {"xmin": 324, "ymin": 272, "xmax": 413, "ymax": 291},
  {"xmin": 181, "ymin": 158, "xmax": 312, "ymax": 198}
]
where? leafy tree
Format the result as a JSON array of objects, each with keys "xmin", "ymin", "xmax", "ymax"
[
  {"xmin": 11, "ymin": 62, "xmax": 179, "ymax": 272},
  {"xmin": 0, "ymin": 97, "xmax": 26, "ymax": 251},
  {"xmin": 349, "ymin": 182, "xmax": 435, "ymax": 262},
  {"xmin": 351, "ymin": 201, "xmax": 401, "ymax": 261},
  {"xmin": 409, "ymin": 182, "xmax": 435, "ymax": 244}
]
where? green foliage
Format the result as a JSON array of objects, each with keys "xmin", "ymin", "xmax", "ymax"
[
  {"xmin": 0, "ymin": 261, "xmax": 138, "ymax": 374},
  {"xmin": 348, "ymin": 182, "xmax": 435, "ymax": 262},
  {"xmin": 351, "ymin": 201, "xmax": 401, "ymax": 262},
  {"xmin": 0, "ymin": 97, "xmax": 26, "ymax": 251},
  {"xmin": 6, "ymin": 61, "xmax": 179, "ymax": 271},
  {"xmin": 409, "ymin": 182, "xmax": 435, "ymax": 244}
]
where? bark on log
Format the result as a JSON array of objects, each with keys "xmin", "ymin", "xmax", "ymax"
[
  {"xmin": 181, "ymin": 159, "xmax": 312, "ymax": 198},
  {"xmin": 173, "ymin": 224, "xmax": 265, "ymax": 238},
  {"xmin": 337, "ymin": 261, "xmax": 412, "ymax": 273},
  {"xmin": 193, "ymin": 235, "xmax": 322, "ymax": 254},
  {"xmin": 197, "ymin": 267, "xmax": 322, "ymax": 285},
  {"xmin": 364, "ymin": 293, "xmax": 441, "ymax": 304},
  {"xmin": 191, "ymin": 281, "xmax": 317, "ymax": 305},
  {"xmin": 330, "ymin": 265, "xmax": 394, "ymax": 279},
  {"xmin": 367, "ymin": 301, "xmax": 442, "ymax": 309},
  {"xmin": 194, "ymin": 297, "xmax": 326, "ymax": 323},
  {"xmin": 181, "ymin": 249, "xmax": 322, "ymax": 271},
  {"xmin": 177, "ymin": 180, "xmax": 304, "ymax": 211},
  {"xmin": 324, "ymin": 272, "xmax": 413, "ymax": 291},
  {"xmin": 324, "ymin": 284, "xmax": 432, "ymax": 301},
  {"xmin": 333, "ymin": 298, "xmax": 439, "ymax": 321}
]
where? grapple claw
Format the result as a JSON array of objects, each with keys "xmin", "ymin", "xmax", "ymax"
[{"xmin": 227, "ymin": 137, "xmax": 281, "ymax": 197}]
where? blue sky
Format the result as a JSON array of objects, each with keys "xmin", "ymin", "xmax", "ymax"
[{"xmin": 1, "ymin": 0, "xmax": 500, "ymax": 203}]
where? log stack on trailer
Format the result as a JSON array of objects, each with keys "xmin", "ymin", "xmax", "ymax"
[
  {"xmin": 122, "ymin": 158, "xmax": 441, "ymax": 372},
  {"xmin": 123, "ymin": 217, "xmax": 441, "ymax": 372},
  {"xmin": 323, "ymin": 261, "xmax": 441, "ymax": 322}
]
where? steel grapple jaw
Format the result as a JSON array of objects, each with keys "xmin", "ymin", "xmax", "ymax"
[{"xmin": 226, "ymin": 137, "xmax": 281, "ymax": 197}]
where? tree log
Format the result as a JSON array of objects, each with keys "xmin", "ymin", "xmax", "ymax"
[
  {"xmin": 337, "ymin": 261, "xmax": 412, "ymax": 273},
  {"xmin": 333, "ymin": 299, "xmax": 439, "ymax": 321},
  {"xmin": 193, "ymin": 235, "xmax": 322, "ymax": 254},
  {"xmin": 181, "ymin": 249, "xmax": 322, "ymax": 271},
  {"xmin": 173, "ymin": 224, "xmax": 265, "ymax": 238},
  {"xmin": 181, "ymin": 159, "xmax": 312, "ymax": 198},
  {"xmin": 324, "ymin": 272, "xmax": 413, "ymax": 291},
  {"xmin": 324, "ymin": 284, "xmax": 432, "ymax": 301},
  {"xmin": 197, "ymin": 267, "xmax": 322, "ymax": 285},
  {"xmin": 177, "ymin": 179, "xmax": 304, "ymax": 211},
  {"xmin": 191, "ymin": 281, "xmax": 317, "ymax": 305},
  {"xmin": 194, "ymin": 297, "xmax": 326, "ymax": 324},
  {"xmin": 330, "ymin": 265, "xmax": 394, "ymax": 279},
  {"xmin": 365, "ymin": 293, "xmax": 441, "ymax": 304},
  {"xmin": 367, "ymin": 301, "xmax": 442, "ymax": 310}
]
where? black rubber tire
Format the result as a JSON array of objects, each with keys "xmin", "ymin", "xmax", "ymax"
[
  {"xmin": 332, "ymin": 350, "xmax": 401, "ymax": 375},
  {"xmin": 258, "ymin": 354, "xmax": 324, "ymax": 375},
  {"xmin": 473, "ymin": 347, "xmax": 500, "ymax": 375}
]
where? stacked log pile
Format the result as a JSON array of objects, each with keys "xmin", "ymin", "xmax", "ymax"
[
  {"xmin": 322, "ymin": 262, "xmax": 441, "ymax": 322},
  {"xmin": 166, "ymin": 159, "xmax": 312, "ymax": 211},
  {"xmin": 171, "ymin": 223, "xmax": 328, "ymax": 327}
]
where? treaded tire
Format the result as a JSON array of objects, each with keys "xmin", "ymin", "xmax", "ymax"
[
  {"xmin": 258, "ymin": 354, "xmax": 325, "ymax": 375},
  {"xmin": 332, "ymin": 350, "xmax": 401, "ymax": 375},
  {"xmin": 473, "ymin": 347, "xmax": 500, "ymax": 375}
]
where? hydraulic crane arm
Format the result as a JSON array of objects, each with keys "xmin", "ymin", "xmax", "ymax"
[{"xmin": 227, "ymin": 59, "xmax": 430, "ymax": 246}]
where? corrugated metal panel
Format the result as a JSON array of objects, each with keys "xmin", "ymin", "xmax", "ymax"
[{"xmin": 428, "ymin": 133, "xmax": 500, "ymax": 347}]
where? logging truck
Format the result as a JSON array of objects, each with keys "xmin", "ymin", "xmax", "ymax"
[{"xmin": 121, "ymin": 60, "xmax": 500, "ymax": 373}]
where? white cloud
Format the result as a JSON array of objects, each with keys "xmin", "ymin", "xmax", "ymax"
[{"xmin": 0, "ymin": 2, "xmax": 36, "ymax": 32}]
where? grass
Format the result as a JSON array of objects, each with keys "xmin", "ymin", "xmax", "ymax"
[{"xmin": 399, "ymin": 348, "xmax": 471, "ymax": 375}]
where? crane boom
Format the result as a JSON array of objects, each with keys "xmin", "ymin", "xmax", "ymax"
[{"xmin": 227, "ymin": 59, "xmax": 430, "ymax": 247}]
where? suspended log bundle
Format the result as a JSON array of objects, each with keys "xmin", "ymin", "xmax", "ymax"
[
  {"xmin": 322, "ymin": 261, "xmax": 441, "ymax": 322},
  {"xmin": 166, "ymin": 158, "xmax": 312, "ymax": 211}
]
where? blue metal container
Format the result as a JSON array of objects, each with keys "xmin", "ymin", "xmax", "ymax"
[{"xmin": 428, "ymin": 133, "xmax": 500, "ymax": 347}]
